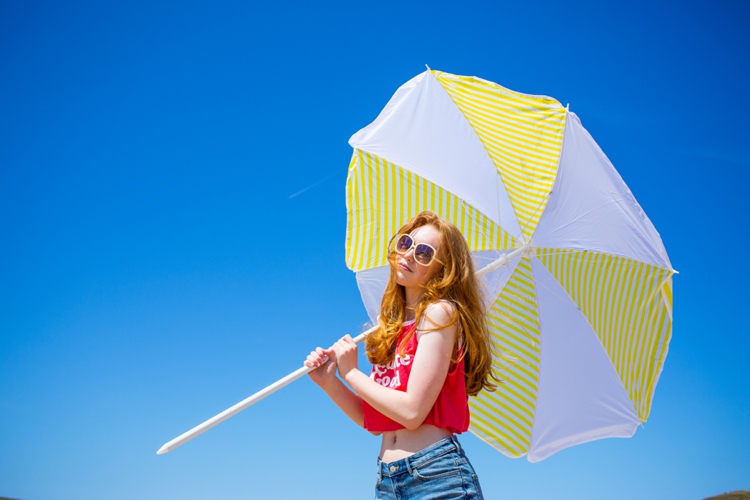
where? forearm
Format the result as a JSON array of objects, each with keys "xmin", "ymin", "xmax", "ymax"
[
  {"xmin": 344, "ymin": 369, "xmax": 425, "ymax": 430},
  {"xmin": 319, "ymin": 376, "xmax": 366, "ymax": 428}
]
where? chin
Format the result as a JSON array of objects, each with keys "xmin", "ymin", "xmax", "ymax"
[{"xmin": 395, "ymin": 275, "xmax": 411, "ymax": 287}]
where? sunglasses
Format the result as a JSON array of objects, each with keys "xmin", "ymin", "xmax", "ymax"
[{"xmin": 392, "ymin": 234, "xmax": 443, "ymax": 267}]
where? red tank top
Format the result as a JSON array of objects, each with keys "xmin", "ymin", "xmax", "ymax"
[{"xmin": 362, "ymin": 321, "xmax": 470, "ymax": 434}]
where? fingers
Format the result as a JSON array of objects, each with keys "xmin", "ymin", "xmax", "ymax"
[
  {"xmin": 304, "ymin": 336, "xmax": 354, "ymax": 368},
  {"xmin": 304, "ymin": 348, "xmax": 330, "ymax": 368},
  {"xmin": 333, "ymin": 334, "xmax": 356, "ymax": 351},
  {"xmin": 331, "ymin": 335, "xmax": 359, "ymax": 379},
  {"xmin": 331, "ymin": 336, "xmax": 358, "ymax": 364},
  {"xmin": 340, "ymin": 334, "xmax": 355, "ymax": 345}
]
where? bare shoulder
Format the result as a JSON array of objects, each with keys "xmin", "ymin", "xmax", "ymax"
[
  {"xmin": 425, "ymin": 300, "xmax": 457, "ymax": 323},
  {"xmin": 418, "ymin": 300, "xmax": 458, "ymax": 340}
]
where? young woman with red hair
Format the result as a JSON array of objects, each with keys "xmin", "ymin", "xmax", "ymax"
[{"xmin": 305, "ymin": 211, "xmax": 497, "ymax": 499}]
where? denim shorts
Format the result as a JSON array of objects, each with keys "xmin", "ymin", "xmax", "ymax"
[{"xmin": 375, "ymin": 436, "xmax": 484, "ymax": 499}]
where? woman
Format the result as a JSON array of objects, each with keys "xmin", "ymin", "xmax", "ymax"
[{"xmin": 305, "ymin": 211, "xmax": 497, "ymax": 499}]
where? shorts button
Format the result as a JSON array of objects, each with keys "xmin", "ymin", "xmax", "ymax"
[{"xmin": 389, "ymin": 466, "xmax": 397, "ymax": 472}]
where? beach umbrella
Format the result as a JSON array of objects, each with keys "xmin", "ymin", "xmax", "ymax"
[{"xmin": 346, "ymin": 69, "xmax": 675, "ymax": 462}]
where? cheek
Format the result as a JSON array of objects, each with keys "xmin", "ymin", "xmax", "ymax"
[
  {"xmin": 415, "ymin": 266, "xmax": 437, "ymax": 284},
  {"xmin": 425, "ymin": 263, "xmax": 444, "ymax": 282}
]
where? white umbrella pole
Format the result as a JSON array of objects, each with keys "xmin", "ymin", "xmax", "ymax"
[
  {"xmin": 157, "ymin": 245, "xmax": 529, "ymax": 455},
  {"xmin": 156, "ymin": 326, "xmax": 375, "ymax": 455}
]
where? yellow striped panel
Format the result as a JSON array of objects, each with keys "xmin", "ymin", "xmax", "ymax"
[
  {"xmin": 433, "ymin": 71, "xmax": 566, "ymax": 240},
  {"xmin": 345, "ymin": 149, "xmax": 515, "ymax": 272},
  {"xmin": 469, "ymin": 256, "xmax": 540, "ymax": 458},
  {"xmin": 536, "ymin": 248, "xmax": 674, "ymax": 420}
]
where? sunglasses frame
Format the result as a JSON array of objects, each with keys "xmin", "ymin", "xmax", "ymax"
[{"xmin": 392, "ymin": 233, "xmax": 444, "ymax": 267}]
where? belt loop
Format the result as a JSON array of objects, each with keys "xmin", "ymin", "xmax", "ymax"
[
  {"xmin": 452, "ymin": 435, "xmax": 462, "ymax": 454},
  {"xmin": 377, "ymin": 459, "xmax": 382, "ymax": 481},
  {"xmin": 405, "ymin": 455, "xmax": 415, "ymax": 476}
]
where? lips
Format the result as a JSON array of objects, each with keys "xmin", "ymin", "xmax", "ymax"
[{"xmin": 398, "ymin": 261, "xmax": 412, "ymax": 273}]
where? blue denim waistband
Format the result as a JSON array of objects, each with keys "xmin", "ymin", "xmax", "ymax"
[{"xmin": 377, "ymin": 436, "xmax": 463, "ymax": 480}]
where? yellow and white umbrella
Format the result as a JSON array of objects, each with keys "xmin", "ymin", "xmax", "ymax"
[{"xmin": 346, "ymin": 69, "xmax": 675, "ymax": 462}]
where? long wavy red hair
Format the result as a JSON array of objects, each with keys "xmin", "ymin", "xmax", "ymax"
[{"xmin": 364, "ymin": 211, "xmax": 498, "ymax": 396}]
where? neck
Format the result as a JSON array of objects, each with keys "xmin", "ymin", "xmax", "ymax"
[{"xmin": 404, "ymin": 286, "xmax": 424, "ymax": 321}]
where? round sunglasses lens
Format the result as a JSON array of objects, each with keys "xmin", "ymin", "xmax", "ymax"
[
  {"xmin": 396, "ymin": 235, "xmax": 413, "ymax": 252},
  {"xmin": 414, "ymin": 244, "xmax": 435, "ymax": 265}
]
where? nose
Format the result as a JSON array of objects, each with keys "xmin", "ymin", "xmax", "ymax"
[{"xmin": 403, "ymin": 245, "xmax": 416, "ymax": 261}]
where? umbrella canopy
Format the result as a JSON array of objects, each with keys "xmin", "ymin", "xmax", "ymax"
[{"xmin": 345, "ymin": 69, "xmax": 674, "ymax": 462}]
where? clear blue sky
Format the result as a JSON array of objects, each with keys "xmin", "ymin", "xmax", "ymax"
[{"xmin": 1, "ymin": 1, "xmax": 748, "ymax": 499}]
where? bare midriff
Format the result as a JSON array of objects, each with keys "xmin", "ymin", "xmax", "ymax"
[{"xmin": 379, "ymin": 424, "xmax": 453, "ymax": 462}]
